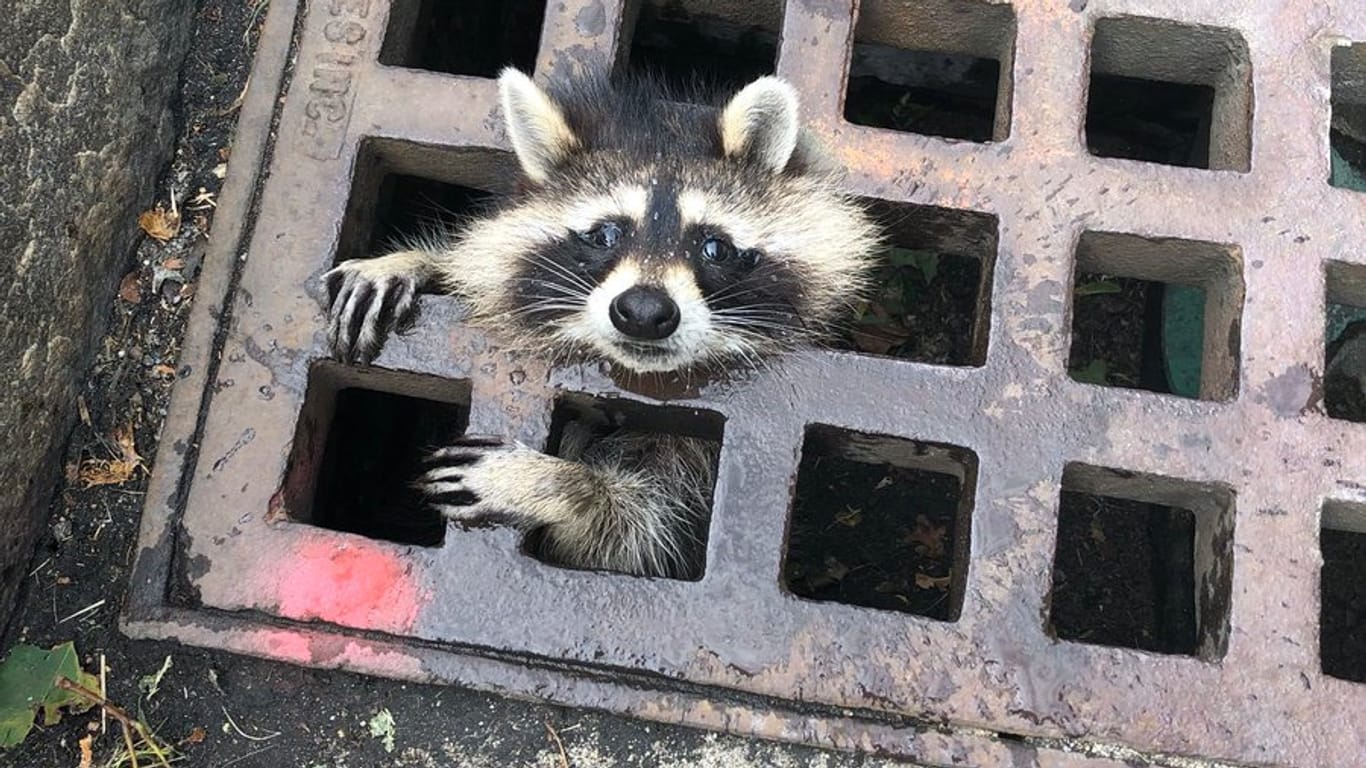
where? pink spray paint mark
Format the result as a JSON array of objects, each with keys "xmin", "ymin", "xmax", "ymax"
[{"xmin": 275, "ymin": 538, "xmax": 424, "ymax": 634}]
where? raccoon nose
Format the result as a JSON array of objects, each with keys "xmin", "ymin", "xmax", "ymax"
[{"xmin": 610, "ymin": 286, "xmax": 680, "ymax": 340}]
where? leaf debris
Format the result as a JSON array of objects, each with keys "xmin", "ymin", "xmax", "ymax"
[
  {"xmin": 137, "ymin": 656, "xmax": 173, "ymax": 702},
  {"xmin": 368, "ymin": 708, "xmax": 396, "ymax": 753},
  {"xmin": 137, "ymin": 200, "xmax": 181, "ymax": 243},
  {"xmin": 77, "ymin": 422, "xmax": 147, "ymax": 488}
]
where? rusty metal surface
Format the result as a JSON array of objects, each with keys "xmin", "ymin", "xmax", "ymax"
[{"xmin": 124, "ymin": 0, "xmax": 1366, "ymax": 765}]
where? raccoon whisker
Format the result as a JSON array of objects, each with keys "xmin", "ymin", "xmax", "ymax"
[
  {"xmin": 515, "ymin": 295, "xmax": 588, "ymax": 311},
  {"xmin": 702, "ymin": 276, "xmax": 803, "ymax": 305},
  {"xmin": 513, "ymin": 277, "xmax": 592, "ymax": 301},
  {"xmin": 713, "ymin": 317, "xmax": 806, "ymax": 337},
  {"xmin": 710, "ymin": 309, "xmax": 801, "ymax": 325},
  {"xmin": 710, "ymin": 299, "xmax": 806, "ymax": 322},
  {"xmin": 510, "ymin": 306, "xmax": 584, "ymax": 320},
  {"xmin": 512, "ymin": 252, "xmax": 598, "ymax": 294}
]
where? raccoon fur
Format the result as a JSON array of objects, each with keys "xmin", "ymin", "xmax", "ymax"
[{"xmin": 324, "ymin": 68, "xmax": 882, "ymax": 579}]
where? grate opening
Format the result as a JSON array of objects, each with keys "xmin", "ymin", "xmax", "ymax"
[
  {"xmin": 1321, "ymin": 501, "xmax": 1366, "ymax": 684},
  {"xmin": 1049, "ymin": 464, "xmax": 1234, "ymax": 659},
  {"xmin": 378, "ymin": 0, "xmax": 547, "ymax": 78},
  {"xmin": 1068, "ymin": 231, "xmax": 1243, "ymax": 401},
  {"xmin": 1331, "ymin": 44, "xmax": 1366, "ymax": 190},
  {"xmin": 845, "ymin": 200, "xmax": 998, "ymax": 367},
  {"xmin": 844, "ymin": 0, "xmax": 1016, "ymax": 142},
  {"xmin": 278, "ymin": 362, "xmax": 471, "ymax": 546},
  {"xmin": 1324, "ymin": 261, "xmax": 1366, "ymax": 423},
  {"xmin": 783, "ymin": 425, "xmax": 977, "ymax": 621},
  {"xmin": 1087, "ymin": 16, "xmax": 1251, "ymax": 172},
  {"xmin": 525, "ymin": 393, "xmax": 725, "ymax": 580},
  {"xmin": 619, "ymin": 0, "xmax": 782, "ymax": 94},
  {"xmin": 337, "ymin": 139, "xmax": 513, "ymax": 265}
]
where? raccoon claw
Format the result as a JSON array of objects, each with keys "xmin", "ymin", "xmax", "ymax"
[
  {"xmin": 324, "ymin": 262, "xmax": 420, "ymax": 364},
  {"xmin": 416, "ymin": 435, "xmax": 517, "ymax": 523}
]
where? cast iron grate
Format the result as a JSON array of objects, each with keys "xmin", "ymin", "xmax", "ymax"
[
  {"xmin": 379, "ymin": 0, "xmax": 547, "ymax": 78},
  {"xmin": 1085, "ymin": 16, "xmax": 1251, "ymax": 171},
  {"xmin": 1330, "ymin": 43, "xmax": 1366, "ymax": 189},
  {"xmin": 783, "ymin": 425, "xmax": 976, "ymax": 621},
  {"xmin": 125, "ymin": 1, "xmax": 1366, "ymax": 766},
  {"xmin": 1047, "ymin": 464, "xmax": 1233, "ymax": 659},
  {"xmin": 622, "ymin": 0, "xmax": 783, "ymax": 93},
  {"xmin": 843, "ymin": 0, "xmax": 1016, "ymax": 143}
]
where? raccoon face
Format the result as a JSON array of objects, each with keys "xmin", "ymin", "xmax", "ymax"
[{"xmin": 463, "ymin": 69, "xmax": 881, "ymax": 374}]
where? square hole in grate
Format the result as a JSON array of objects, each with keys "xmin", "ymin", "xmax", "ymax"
[
  {"xmin": 527, "ymin": 393, "xmax": 725, "ymax": 580},
  {"xmin": 619, "ymin": 0, "xmax": 782, "ymax": 94},
  {"xmin": 1067, "ymin": 231, "xmax": 1243, "ymax": 401},
  {"xmin": 844, "ymin": 0, "xmax": 1016, "ymax": 142},
  {"xmin": 1321, "ymin": 501, "xmax": 1366, "ymax": 684},
  {"xmin": 783, "ymin": 425, "xmax": 977, "ymax": 621},
  {"xmin": 1086, "ymin": 16, "xmax": 1251, "ymax": 171},
  {"xmin": 277, "ymin": 362, "xmax": 471, "ymax": 546},
  {"xmin": 1324, "ymin": 261, "xmax": 1366, "ymax": 423},
  {"xmin": 337, "ymin": 139, "xmax": 513, "ymax": 266},
  {"xmin": 379, "ymin": 0, "xmax": 546, "ymax": 78},
  {"xmin": 842, "ymin": 200, "xmax": 997, "ymax": 366},
  {"xmin": 1049, "ymin": 464, "xmax": 1234, "ymax": 659},
  {"xmin": 1331, "ymin": 44, "xmax": 1366, "ymax": 190}
]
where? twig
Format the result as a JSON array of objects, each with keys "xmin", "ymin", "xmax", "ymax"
[
  {"xmin": 100, "ymin": 653, "xmax": 108, "ymax": 735},
  {"xmin": 221, "ymin": 743, "xmax": 277, "ymax": 767},
  {"xmin": 544, "ymin": 720, "xmax": 570, "ymax": 768},
  {"xmin": 58, "ymin": 598, "xmax": 106, "ymax": 624},
  {"xmin": 55, "ymin": 677, "xmax": 173, "ymax": 768},
  {"xmin": 221, "ymin": 706, "xmax": 280, "ymax": 742}
]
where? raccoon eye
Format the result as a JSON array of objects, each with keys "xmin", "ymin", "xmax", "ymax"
[
  {"xmin": 701, "ymin": 236, "xmax": 761, "ymax": 269},
  {"xmin": 578, "ymin": 221, "xmax": 623, "ymax": 249},
  {"xmin": 700, "ymin": 235, "xmax": 736, "ymax": 264}
]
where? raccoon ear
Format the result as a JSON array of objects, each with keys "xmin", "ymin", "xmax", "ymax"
[
  {"xmin": 719, "ymin": 77, "xmax": 801, "ymax": 173},
  {"xmin": 498, "ymin": 68, "xmax": 579, "ymax": 184}
]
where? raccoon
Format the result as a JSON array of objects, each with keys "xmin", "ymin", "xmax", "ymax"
[{"xmin": 324, "ymin": 68, "xmax": 882, "ymax": 578}]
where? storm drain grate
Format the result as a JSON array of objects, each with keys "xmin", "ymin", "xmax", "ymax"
[{"xmin": 126, "ymin": 0, "xmax": 1366, "ymax": 765}]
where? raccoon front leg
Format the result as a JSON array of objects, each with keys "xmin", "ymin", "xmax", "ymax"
[
  {"xmin": 324, "ymin": 249, "xmax": 440, "ymax": 363},
  {"xmin": 418, "ymin": 436, "xmax": 596, "ymax": 528},
  {"xmin": 417, "ymin": 434, "xmax": 704, "ymax": 578}
]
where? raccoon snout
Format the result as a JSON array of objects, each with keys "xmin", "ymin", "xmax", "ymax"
[{"xmin": 609, "ymin": 286, "xmax": 680, "ymax": 340}]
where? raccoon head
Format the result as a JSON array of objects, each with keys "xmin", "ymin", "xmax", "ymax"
[{"xmin": 454, "ymin": 69, "xmax": 882, "ymax": 374}]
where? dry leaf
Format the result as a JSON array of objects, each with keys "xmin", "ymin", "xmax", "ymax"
[
  {"xmin": 138, "ymin": 204, "xmax": 181, "ymax": 242},
  {"xmin": 823, "ymin": 556, "xmax": 849, "ymax": 582},
  {"xmin": 849, "ymin": 324, "xmax": 910, "ymax": 356},
  {"xmin": 212, "ymin": 163, "xmax": 228, "ymax": 179},
  {"xmin": 118, "ymin": 271, "xmax": 142, "ymax": 304},
  {"xmin": 1090, "ymin": 519, "xmax": 1107, "ymax": 546},
  {"xmin": 161, "ymin": 257, "xmax": 185, "ymax": 270},
  {"xmin": 874, "ymin": 579, "xmax": 907, "ymax": 593},
  {"xmin": 151, "ymin": 364, "xmax": 177, "ymax": 378},
  {"xmin": 902, "ymin": 514, "xmax": 947, "ymax": 558},
  {"xmin": 914, "ymin": 573, "xmax": 951, "ymax": 590},
  {"xmin": 182, "ymin": 726, "xmax": 207, "ymax": 745},
  {"xmin": 78, "ymin": 734, "xmax": 93, "ymax": 768},
  {"xmin": 834, "ymin": 506, "xmax": 863, "ymax": 527},
  {"xmin": 77, "ymin": 395, "xmax": 92, "ymax": 427},
  {"xmin": 77, "ymin": 422, "xmax": 147, "ymax": 488}
]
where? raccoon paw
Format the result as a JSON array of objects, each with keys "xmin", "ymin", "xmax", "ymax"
[
  {"xmin": 323, "ymin": 259, "xmax": 421, "ymax": 364},
  {"xmin": 414, "ymin": 435, "xmax": 522, "ymax": 524}
]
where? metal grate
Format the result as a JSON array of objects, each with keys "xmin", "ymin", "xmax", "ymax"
[{"xmin": 126, "ymin": 0, "xmax": 1366, "ymax": 765}]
